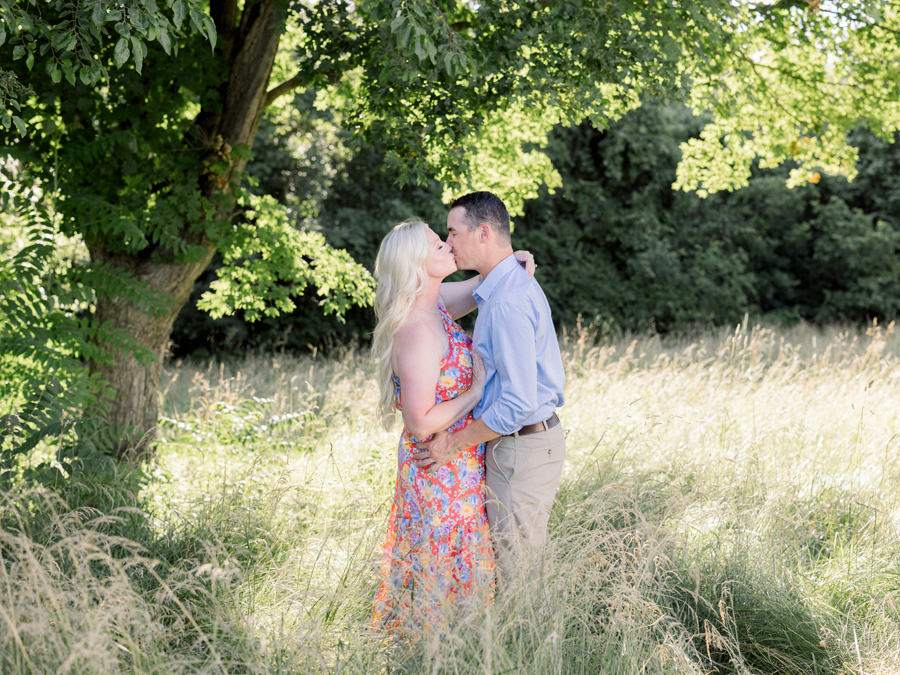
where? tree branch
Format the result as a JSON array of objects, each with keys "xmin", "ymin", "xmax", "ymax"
[
  {"xmin": 264, "ymin": 73, "xmax": 310, "ymax": 107},
  {"xmin": 264, "ymin": 67, "xmax": 343, "ymax": 107},
  {"xmin": 819, "ymin": 7, "xmax": 900, "ymax": 38}
]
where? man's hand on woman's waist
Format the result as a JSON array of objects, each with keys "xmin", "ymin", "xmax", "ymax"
[{"xmin": 411, "ymin": 418, "xmax": 500, "ymax": 473}]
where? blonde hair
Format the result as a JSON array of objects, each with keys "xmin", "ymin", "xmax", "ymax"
[{"xmin": 372, "ymin": 219, "xmax": 430, "ymax": 429}]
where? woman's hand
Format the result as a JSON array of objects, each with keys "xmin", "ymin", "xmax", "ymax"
[
  {"xmin": 514, "ymin": 250, "xmax": 537, "ymax": 278},
  {"xmin": 470, "ymin": 350, "xmax": 486, "ymax": 398}
]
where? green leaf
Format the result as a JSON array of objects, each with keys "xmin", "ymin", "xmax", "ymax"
[
  {"xmin": 1, "ymin": 113, "xmax": 10, "ymax": 130},
  {"xmin": 50, "ymin": 66, "xmax": 61, "ymax": 84},
  {"xmin": 399, "ymin": 21, "xmax": 412, "ymax": 47},
  {"xmin": 0, "ymin": 21, "xmax": 6, "ymax": 48},
  {"xmin": 25, "ymin": 49, "xmax": 33, "ymax": 71},
  {"xmin": 62, "ymin": 60, "xmax": 76, "ymax": 85},
  {"xmin": 443, "ymin": 50, "xmax": 454, "ymax": 76},
  {"xmin": 92, "ymin": 2, "xmax": 104, "ymax": 26},
  {"xmin": 12, "ymin": 45, "xmax": 24, "ymax": 61},
  {"xmin": 12, "ymin": 116, "xmax": 26, "ymax": 136},
  {"xmin": 114, "ymin": 37, "xmax": 129, "ymax": 68},
  {"xmin": 51, "ymin": 29, "xmax": 69, "ymax": 51},
  {"xmin": 172, "ymin": 0, "xmax": 185, "ymax": 29},
  {"xmin": 131, "ymin": 36, "xmax": 143, "ymax": 73},
  {"xmin": 79, "ymin": 64, "xmax": 91, "ymax": 84},
  {"xmin": 202, "ymin": 14, "xmax": 216, "ymax": 50},
  {"xmin": 157, "ymin": 27, "xmax": 171, "ymax": 54},
  {"xmin": 188, "ymin": 7, "xmax": 202, "ymax": 33}
]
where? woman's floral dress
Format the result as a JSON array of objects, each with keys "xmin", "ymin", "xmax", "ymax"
[{"xmin": 373, "ymin": 302, "xmax": 494, "ymax": 633}]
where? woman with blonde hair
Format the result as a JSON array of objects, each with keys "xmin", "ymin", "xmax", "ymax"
[{"xmin": 371, "ymin": 218, "xmax": 533, "ymax": 633}]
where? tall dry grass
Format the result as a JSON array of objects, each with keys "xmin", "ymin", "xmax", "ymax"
[{"xmin": 2, "ymin": 320, "xmax": 899, "ymax": 673}]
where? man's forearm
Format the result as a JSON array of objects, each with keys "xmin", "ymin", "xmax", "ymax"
[
  {"xmin": 413, "ymin": 415, "xmax": 503, "ymax": 472},
  {"xmin": 451, "ymin": 417, "xmax": 501, "ymax": 453}
]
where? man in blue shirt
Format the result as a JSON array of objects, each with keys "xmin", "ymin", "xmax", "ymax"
[{"xmin": 414, "ymin": 191, "xmax": 566, "ymax": 584}]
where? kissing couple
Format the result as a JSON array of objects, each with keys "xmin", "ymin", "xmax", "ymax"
[{"xmin": 371, "ymin": 191, "xmax": 566, "ymax": 634}]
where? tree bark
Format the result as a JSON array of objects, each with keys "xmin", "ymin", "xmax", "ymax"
[
  {"xmin": 87, "ymin": 240, "xmax": 216, "ymax": 460},
  {"xmin": 88, "ymin": 0, "xmax": 287, "ymax": 460}
]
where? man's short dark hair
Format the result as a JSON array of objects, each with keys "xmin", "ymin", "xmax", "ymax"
[{"xmin": 450, "ymin": 191, "xmax": 511, "ymax": 240}]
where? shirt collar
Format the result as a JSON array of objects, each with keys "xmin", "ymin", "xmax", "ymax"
[{"xmin": 473, "ymin": 254, "xmax": 518, "ymax": 305}]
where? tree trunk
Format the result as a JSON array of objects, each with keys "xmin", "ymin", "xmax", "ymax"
[
  {"xmin": 88, "ymin": 241, "xmax": 216, "ymax": 460},
  {"xmin": 88, "ymin": 0, "xmax": 286, "ymax": 460}
]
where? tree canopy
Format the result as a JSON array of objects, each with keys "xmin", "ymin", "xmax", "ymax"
[
  {"xmin": 0, "ymin": 0, "xmax": 215, "ymax": 132},
  {"xmin": 676, "ymin": 1, "xmax": 900, "ymax": 194}
]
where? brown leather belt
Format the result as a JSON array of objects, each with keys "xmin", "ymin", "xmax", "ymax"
[{"xmin": 507, "ymin": 413, "xmax": 560, "ymax": 438}]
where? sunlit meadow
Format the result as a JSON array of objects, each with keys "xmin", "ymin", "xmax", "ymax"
[{"xmin": 3, "ymin": 319, "xmax": 900, "ymax": 674}]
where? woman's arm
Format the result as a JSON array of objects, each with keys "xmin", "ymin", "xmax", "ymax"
[
  {"xmin": 439, "ymin": 250, "xmax": 537, "ymax": 320},
  {"xmin": 439, "ymin": 274, "xmax": 482, "ymax": 320},
  {"xmin": 393, "ymin": 322, "xmax": 484, "ymax": 439}
]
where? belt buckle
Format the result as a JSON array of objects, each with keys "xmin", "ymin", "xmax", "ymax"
[{"xmin": 513, "ymin": 415, "xmax": 551, "ymax": 437}]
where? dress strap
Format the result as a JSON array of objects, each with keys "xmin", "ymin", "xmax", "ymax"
[
  {"xmin": 436, "ymin": 301, "xmax": 456, "ymax": 357},
  {"xmin": 437, "ymin": 300, "xmax": 452, "ymax": 325}
]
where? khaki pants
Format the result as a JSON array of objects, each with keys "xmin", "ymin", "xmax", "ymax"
[{"xmin": 485, "ymin": 422, "xmax": 565, "ymax": 587}]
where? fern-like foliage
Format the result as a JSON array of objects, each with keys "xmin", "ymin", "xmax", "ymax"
[{"xmin": 0, "ymin": 176, "xmax": 163, "ymax": 484}]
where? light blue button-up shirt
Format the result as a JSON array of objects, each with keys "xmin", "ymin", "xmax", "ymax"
[{"xmin": 472, "ymin": 254, "xmax": 566, "ymax": 435}]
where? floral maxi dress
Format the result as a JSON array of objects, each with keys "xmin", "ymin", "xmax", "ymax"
[{"xmin": 373, "ymin": 302, "xmax": 494, "ymax": 633}]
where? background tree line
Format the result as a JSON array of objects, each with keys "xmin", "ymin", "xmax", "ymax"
[{"xmin": 170, "ymin": 95, "xmax": 900, "ymax": 358}]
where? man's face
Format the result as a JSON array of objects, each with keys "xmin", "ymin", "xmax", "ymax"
[{"xmin": 446, "ymin": 206, "xmax": 479, "ymax": 271}]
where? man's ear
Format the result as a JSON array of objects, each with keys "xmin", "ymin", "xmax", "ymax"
[{"xmin": 479, "ymin": 224, "xmax": 490, "ymax": 242}]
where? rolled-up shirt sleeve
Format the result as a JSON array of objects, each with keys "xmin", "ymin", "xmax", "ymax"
[{"xmin": 479, "ymin": 302, "xmax": 538, "ymax": 435}]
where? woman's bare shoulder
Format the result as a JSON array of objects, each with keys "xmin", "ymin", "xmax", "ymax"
[
  {"xmin": 391, "ymin": 317, "xmax": 447, "ymax": 369},
  {"xmin": 393, "ymin": 316, "xmax": 445, "ymax": 359},
  {"xmin": 395, "ymin": 316, "xmax": 435, "ymax": 341}
]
